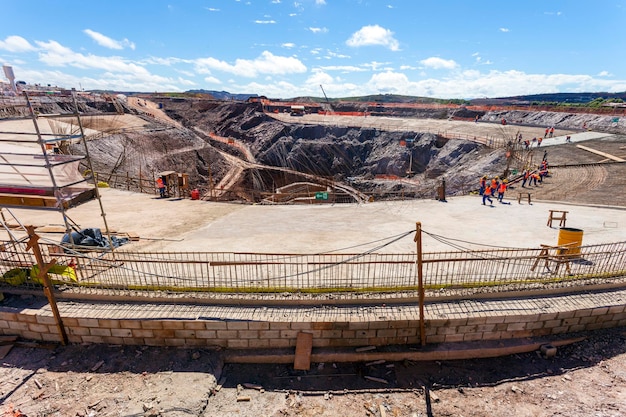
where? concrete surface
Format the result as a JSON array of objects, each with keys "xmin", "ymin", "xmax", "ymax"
[{"xmin": 3, "ymin": 188, "xmax": 624, "ymax": 254}]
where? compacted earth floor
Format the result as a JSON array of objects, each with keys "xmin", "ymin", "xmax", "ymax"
[{"xmin": 1, "ymin": 325, "xmax": 624, "ymax": 417}]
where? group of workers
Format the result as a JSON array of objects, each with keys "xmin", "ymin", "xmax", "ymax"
[
  {"xmin": 479, "ymin": 158, "xmax": 549, "ymax": 206},
  {"xmin": 521, "ymin": 159, "xmax": 549, "ymax": 188},
  {"xmin": 479, "ymin": 175, "xmax": 508, "ymax": 206}
]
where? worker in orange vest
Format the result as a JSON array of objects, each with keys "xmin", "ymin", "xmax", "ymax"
[
  {"xmin": 521, "ymin": 170, "xmax": 530, "ymax": 187},
  {"xmin": 497, "ymin": 180, "xmax": 507, "ymax": 203},
  {"xmin": 530, "ymin": 172, "xmax": 540, "ymax": 186},
  {"xmin": 479, "ymin": 176, "xmax": 487, "ymax": 195},
  {"xmin": 491, "ymin": 176, "xmax": 499, "ymax": 195},
  {"xmin": 156, "ymin": 177, "xmax": 165, "ymax": 198},
  {"xmin": 482, "ymin": 182, "xmax": 493, "ymax": 206}
]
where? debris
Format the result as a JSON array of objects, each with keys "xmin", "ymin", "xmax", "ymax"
[
  {"xmin": 34, "ymin": 379, "xmax": 43, "ymax": 389},
  {"xmin": 236, "ymin": 396, "xmax": 251, "ymax": 402},
  {"xmin": 356, "ymin": 346, "xmax": 376, "ymax": 352},
  {"xmin": 88, "ymin": 399, "xmax": 102, "ymax": 409},
  {"xmin": 91, "ymin": 360, "xmax": 105, "ymax": 372},
  {"xmin": 511, "ymin": 385, "xmax": 523, "ymax": 393},
  {"xmin": 429, "ymin": 391, "xmax": 440, "ymax": 403},
  {"xmin": 379, "ymin": 404, "xmax": 388, "ymax": 417},
  {"xmin": 540, "ymin": 344, "xmax": 557, "ymax": 358},
  {"xmin": 243, "ymin": 383, "xmax": 263, "ymax": 391},
  {"xmin": 191, "ymin": 351, "xmax": 201, "ymax": 360},
  {"xmin": 364, "ymin": 375, "xmax": 388, "ymax": 384},
  {"xmin": 365, "ymin": 359, "xmax": 385, "ymax": 367}
]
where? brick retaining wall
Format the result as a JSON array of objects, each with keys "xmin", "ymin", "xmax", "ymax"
[{"xmin": 1, "ymin": 304, "xmax": 625, "ymax": 348}]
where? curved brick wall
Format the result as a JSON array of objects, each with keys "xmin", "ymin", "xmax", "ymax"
[{"xmin": 1, "ymin": 289, "xmax": 625, "ymax": 348}]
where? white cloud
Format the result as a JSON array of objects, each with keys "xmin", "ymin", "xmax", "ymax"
[
  {"xmin": 399, "ymin": 65, "xmax": 417, "ymax": 70},
  {"xmin": 499, "ymin": 28, "xmax": 510, "ymax": 33},
  {"xmin": 0, "ymin": 36, "xmax": 36, "ymax": 52},
  {"xmin": 346, "ymin": 25, "xmax": 400, "ymax": 51},
  {"xmin": 315, "ymin": 0, "xmax": 326, "ymax": 5},
  {"xmin": 362, "ymin": 61, "xmax": 391, "ymax": 71},
  {"xmin": 326, "ymin": 51, "xmax": 350, "ymax": 59},
  {"xmin": 204, "ymin": 76, "xmax": 221, "ymax": 84},
  {"xmin": 255, "ymin": 20, "xmax": 276, "ymax": 24},
  {"xmin": 205, "ymin": 8, "xmax": 220, "ymax": 12},
  {"xmin": 420, "ymin": 57, "xmax": 458, "ymax": 70},
  {"xmin": 194, "ymin": 51, "xmax": 307, "ymax": 77},
  {"xmin": 282, "ymin": 43, "xmax": 296, "ymax": 48},
  {"xmin": 360, "ymin": 69, "xmax": 626, "ymax": 99},
  {"xmin": 309, "ymin": 27, "xmax": 328, "ymax": 34},
  {"xmin": 84, "ymin": 29, "xmax": 135, "ymax": 50},
  {"xmin": 598, "ymin": 71, "xmax": 611, "ymax": 77},
  {"xmin": 318, "ymin": 65, "xmax": 366, "ymax": 72}
]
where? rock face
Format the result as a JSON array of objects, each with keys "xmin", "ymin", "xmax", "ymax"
[
  {"xmin": 61, "ymin": 97, "xmax": 625, "ymax": 202},
  {"xmin": 158, "ymin": 99, "xmax": 503, "ymax": 200}
]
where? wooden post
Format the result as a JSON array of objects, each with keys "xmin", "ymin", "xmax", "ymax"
[
  {"xmin": 414, "ymin": 222, "xmax": 426, "ymax": 346},
  {"xmin": 25, "ymin": 226, "xmax": 68, "ymax": 345}
]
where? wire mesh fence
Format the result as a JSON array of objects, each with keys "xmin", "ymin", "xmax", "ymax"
[{"xmin": 1, "ymin": 237, "xmax": 625, "ymax": 299}]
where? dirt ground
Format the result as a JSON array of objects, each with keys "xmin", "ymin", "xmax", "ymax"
[{"xmin": 1, "ymin": 325, "xmax": 624, "ymax": 417}]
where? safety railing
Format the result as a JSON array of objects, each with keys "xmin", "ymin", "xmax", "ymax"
[{"xmin": 1, "ymin": 238, "xmax": 625, "ymax": 299}]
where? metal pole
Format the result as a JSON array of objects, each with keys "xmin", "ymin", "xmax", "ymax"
[
  {"xmin": 414, "ymin": 222, "xmax": 426, "ymax": 346},
  {"xmin": 70, "ymin": 88, "xmax": 116, "ymax": 254},
  {"xmin": 25, "ymin": 226, "xmax": 68, "ymax": 345}
]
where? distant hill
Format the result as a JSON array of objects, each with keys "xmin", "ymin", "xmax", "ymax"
[
  {"xmin": 471, "ymin": 92, "xmax": 626, "ymax": 105},
  {"xmin": 183, "ymin": 89, "xmax": 626, "ymax": 105},
  {"xmin": 186, "ymin": 90, "xmax": 258, "ymax": 101}
]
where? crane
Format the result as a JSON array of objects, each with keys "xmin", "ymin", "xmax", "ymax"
[{"xmin": 319, "ymin": 84, "xmax": 333, "ymax": 114}]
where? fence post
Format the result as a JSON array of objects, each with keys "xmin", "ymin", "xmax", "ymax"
[
  {"xmin": 414, "ymin": 222, "xmax": 426, "ymax": 346},
  {"xmin": 25, "ymin": 226, "xmax": 68, "ymax": 345}
]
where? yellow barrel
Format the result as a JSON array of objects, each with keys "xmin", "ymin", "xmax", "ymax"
[{"xmin": 557, "ymin": 227, "xmax": 583, "ymax": 256}]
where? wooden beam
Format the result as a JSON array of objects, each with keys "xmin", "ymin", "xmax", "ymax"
[{"xmin": 576, "ymin": 145, "xmax": 625, "ymax": 162}]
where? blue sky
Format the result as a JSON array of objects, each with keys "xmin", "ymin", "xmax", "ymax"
[{"xmin": 1, "ymin": 0, "xmax": 625, "ymax": 99}]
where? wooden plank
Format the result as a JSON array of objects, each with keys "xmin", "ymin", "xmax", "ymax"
[
  {"xmin": 0, "ymin": 335, "xmax": 18, "ymax": 345},
  {"xmin": 576, "ymin": 145, "xmax": 626, "ymax": 162},
  {"xmin": 0, "ymin": 344, "xmax": 13, "ymax": 359},
  {"xmin": 293, "ymin": 331, "xmax": 313, "ymax": 371},
  {"xmin": 36, "ymin": 225, "xmax": 68, "ymax": 233}
]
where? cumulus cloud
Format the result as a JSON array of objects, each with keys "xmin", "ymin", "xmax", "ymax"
[
  {"xmin": 36, "ymin": 40, "xmax": 146, "ymax": 75},
  {"xmin": 282, "ymin": 43, "xmax": 296, "ymax": 48},
  {"xmin": 84, "ymin": 29, "xmax": 135, "ymax": 50},
  {"xmin": 346, "ymin": 25, "xmax": 400, "ymax": 51},
  {"xmin": 420, "ymin": 57, "xmax": 458, "ymax": 70},
  {"xmin": 309, "ymin": 27, "xmax": 328, "ymax": 34},
  {"xmin": 194, "ymin": 51, "xmax": 307, "ymax": 78},
  {"xmin": 360, "ymin": 69, "xmax": 626, "ymax": 99},
  {"xmin": 0, "ymin": 36, "xmax": 36, "ymax": 52}
]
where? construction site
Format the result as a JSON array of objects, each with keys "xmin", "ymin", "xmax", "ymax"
[{"xmin": 0, "ymin": 86, "xmax": 625, "ymax": 416}]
